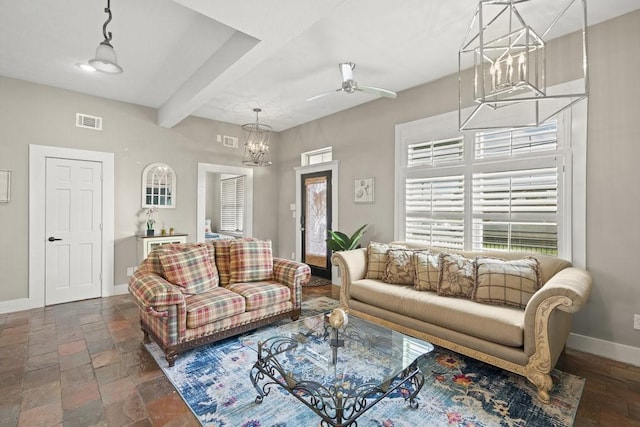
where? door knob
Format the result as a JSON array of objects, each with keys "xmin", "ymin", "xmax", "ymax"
[{"xmin": 48, "ymin": 237, "xmax": 62, "ymax": 242}]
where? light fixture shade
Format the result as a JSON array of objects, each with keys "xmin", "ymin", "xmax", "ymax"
[
  {"xmin": 242, "ymin": 109, "xmax": 272, "ymax": 167},
  {"xmin": 89, "ymin": 40, "xmax": 123, "ymax": 74},
  {"xmin": 459, "ymin": 0, "xmax": 587, "ymax": 130}
]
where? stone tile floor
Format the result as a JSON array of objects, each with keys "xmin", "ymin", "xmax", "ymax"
[{"xmin": 1, "ymin": 283, "xmax": 638, "ymax": 426}]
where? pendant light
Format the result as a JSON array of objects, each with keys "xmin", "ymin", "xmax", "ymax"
[{"xmin": 89, "ymin": 0, "xmax": 123, "ymax": 74}]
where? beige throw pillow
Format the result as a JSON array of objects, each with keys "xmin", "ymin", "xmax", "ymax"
[
  {"xmin": 414, "ymin": 251, "xmax": 439, "ymax": 291},
  {"xmin": 473, "ymin": 257, "xmax": 541, "ymax": 309},
  {"xmin": 382, "ymin": 249, "xmax": 416, "ymax": 285},
  {"xmin": 366, "ymin": 242, "xmax": 406, "ymax": 279},
  {"xmin": 438, "ymin": 253, "xmax": 475, "ymax": 299}
]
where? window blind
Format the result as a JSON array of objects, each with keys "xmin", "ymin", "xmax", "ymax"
[
  {"xmin": 407, "ymin": 137, "xmax": 464, "ymax": 167},
  {"xmin": 220, "ymin": 176, "xmax": 245, "ymax": 232},
  {"xmin": 475, "ymin": 120, "xmax": 557, "ymax": 160},
  {"xmin": 405, "ymin": 175, "xmax": 465, "ymax": 248}
]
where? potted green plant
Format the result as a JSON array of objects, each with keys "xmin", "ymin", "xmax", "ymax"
[{"xmin": 326, "ymin": 224, "xmax": 368, "ymax": 251}]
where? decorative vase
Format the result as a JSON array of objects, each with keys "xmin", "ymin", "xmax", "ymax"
[{"xmin": 146, "ymin": 229, "xmax": 154, "ymax": 236}]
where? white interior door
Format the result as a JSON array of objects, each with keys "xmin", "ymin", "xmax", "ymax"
[{"xmin": 45, "ymin": 158, "xmax": 102, "ymax": 305}]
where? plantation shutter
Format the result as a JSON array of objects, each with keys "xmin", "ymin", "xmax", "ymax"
[
  {"xmin": 405, "ymin": 175, "xmax": 465, "ymax": 249},
  {"xmin": 472, "ymin": 167, "xmax": 558, "ymax": 253},
  {"xmin": 220, "ymin": 176, "xmax": 245, "ymax": 232},
  {"xmin": 408, "ymin": 137, "xmax": 464, "ymax": 167},
  {"xmin": 475, "ymin": 121, "xmax": 557, "ymax": 159}
]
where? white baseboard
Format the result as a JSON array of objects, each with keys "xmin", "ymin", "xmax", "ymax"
[
  {"xmin": 0, "ymin": 297, "xmax": 38, "ymax": 314},
  {"xmin": 567, "ymin": 332, "xmax": 640, "ymax": 367},
  {"xmin": 113, "ymin": 283, "xmax": 129, "ymax": 295},
  {"xmin": 0, "ymin": 284, "xmax": 129, "ymax": 314}
]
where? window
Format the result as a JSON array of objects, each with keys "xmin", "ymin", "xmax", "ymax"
[
  {"xmin": 220, "ymin": 176, "xmax": 245, "ymax": 233},
  {"xmin": 301, "ymin": 147, "xmax": 332, "ymax": 166},
  {"xmin": 396, "ymin": 107, "xmax": 583, "ymax": 260}
]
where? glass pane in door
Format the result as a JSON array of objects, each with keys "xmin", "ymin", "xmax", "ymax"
[{"xmin": 305, "ymin": 176, "xmax": 327, "ymax": 269}]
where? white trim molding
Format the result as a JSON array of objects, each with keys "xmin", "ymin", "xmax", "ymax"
[
  {"xmin": 26, "ymin": 144, "xmax": 115, "ymax": 311},
  {"xmin": 567, "ymin": 333, "xmax": 640, "ymax": 367},
  {"xmin": 196, "ymin": 163, "xmax": 254, "ymax": 243}
]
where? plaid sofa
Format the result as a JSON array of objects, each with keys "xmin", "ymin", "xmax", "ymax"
[{"xmin": 129, "ymin": 241, "xmax": 311, "ymax": 366}]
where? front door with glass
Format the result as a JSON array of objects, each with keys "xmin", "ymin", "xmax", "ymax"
[{"xmin": 301, "ymin": 171, "xmax": 332, "ymax": 279}]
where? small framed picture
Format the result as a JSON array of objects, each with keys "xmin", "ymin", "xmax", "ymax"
[
  {"xmin": 0, "ymin": 170, "xmax": 10, "ymax": 203},
  {"xmin": 354, "ymin": 177, "xmax": 374, "ymax": 203}
]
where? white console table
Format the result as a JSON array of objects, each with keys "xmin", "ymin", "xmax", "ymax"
[{"xmin": 137, "ymin": 233, "xmax": 188, "ymax": 263}]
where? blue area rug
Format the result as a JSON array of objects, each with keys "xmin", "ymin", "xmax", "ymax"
[{"xmin": 146, "ymin": 297, "xmax": 584, "ymax": 426}]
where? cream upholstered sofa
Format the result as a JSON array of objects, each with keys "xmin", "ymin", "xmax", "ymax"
[
  {"xmin": 331, "ymin": 242, "xmax": 592, "ymax": 402},
  {"xmin": 129, "ymin": 240, "xmax": 310, "ymax": 366}
]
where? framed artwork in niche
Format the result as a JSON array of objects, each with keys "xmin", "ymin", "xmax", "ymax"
[
  {"xmin": 354, "ymin": 177, "xmax": 374, "ymax": 203},
  {"xmin": 0, "ymin": 170, "xmax": 10, "ymax": 203}
]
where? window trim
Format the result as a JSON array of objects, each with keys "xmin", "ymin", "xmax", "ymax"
[{"xmin": 394, "ymin": 80, "xmax": 586, "ymax": 265}]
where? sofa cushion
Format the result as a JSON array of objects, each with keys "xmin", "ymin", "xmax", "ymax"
[
  {"xmin": 229, "ymin": 240, "xmax": 274, "ymax": 283},
  {"xmin": 438, "ymin": 253, "xmax": 475, "ymax": 299},
  {"xmin": 382, "ymin": 249, "xmax": 416, "ymax": 285},
  {"xmin": 157, "ymin": 244, "xmax": 218, "ymax": 295},
  {"xmin": 414, "ymin": 251, "xmax": 440, "ymax": 291},
  {"xmin": 226, "ymin": 282, "xmax": 291, "ymax": 311},
  {"xmin": 349, "ymin": 279, "xmax": 524, "ymax": 347},
  {"xmin": 473, "ymin": 257, "xmax": 541, "ymax": 309},
  {"xmin": 366, "ymin": 242, "xmax": 406, "ymax": 280},
  {"xmin": 184, "ymin": 287, "xmax": 246, "ymax": 328}
]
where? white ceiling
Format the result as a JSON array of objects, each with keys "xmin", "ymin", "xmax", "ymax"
[{"xmin": 1, "ymin": 0, "xmax": 639, "ymax": 131}]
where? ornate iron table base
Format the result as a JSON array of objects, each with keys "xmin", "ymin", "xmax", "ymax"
[{"xmin": 249, "ymin": 336, "xmax": 425, "ymax": 427}]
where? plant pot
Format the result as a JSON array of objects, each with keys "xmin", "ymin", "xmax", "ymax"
[{"xmin": 146, "ymin": 229, "xmax": 155, "ymax": 236}]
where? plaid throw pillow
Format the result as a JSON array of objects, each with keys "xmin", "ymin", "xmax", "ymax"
[
  {"xmin": 213, "ymin": 238, "xmax": 256, "ymax": 287},
  {"xmin": 473, "ymin": 257, "xmax": 541, "ymax": 308},
  {"xmin": 157, "ymin": 244, "xmax": 218, "ymax": 295},
  {"xmin": 229, "ymin": 240, "xmax": 274, "ymax": 283},
  {"xmin": 366, "ymin": 242, "xmax": 406, "ymax": 280},
  {"xmin": 414, "ymin": 250, "xmax": 439, "ymax": 291}
]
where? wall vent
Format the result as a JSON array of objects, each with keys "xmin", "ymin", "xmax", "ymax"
[
  {"xmin": 76, "ymin": 113, "xmax": 102, "ymax": 131},
  {"xmin": 223, "ymin": 136, "xmax": 239, "ymax": 148}
]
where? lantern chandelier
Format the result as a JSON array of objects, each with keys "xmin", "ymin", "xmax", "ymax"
[
  {"xmin": 89, "ymin": 0, "xmax": 123, "ymax": 74},
  {"xmin": 458, "ymin": 0, "xmax": 587, "ymax": 130},
  {"xmin": 242, "ymin": 108, "xmax": 272, "ymax": 167}
]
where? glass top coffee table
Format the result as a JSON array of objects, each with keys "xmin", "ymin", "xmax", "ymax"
[{"xmin": 246, "ymin": 312, "xmax": 434, "ymax": 427}]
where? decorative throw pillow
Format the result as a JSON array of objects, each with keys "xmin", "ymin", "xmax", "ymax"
[
  {"xmin": 213, "ymin": 238, "xmax": 256, "ymax": 287},
  {"xmin": 366, "ymin": 242, "xmax": 406, "ymax": 280},
  {"xmin": 382, "ymin": 249, "xmax": 416, "ymax": 285},
  {"xmin": 414, "ymin": 251, "xmax": 440, "ymax": 291},
  {"xmin": 437, "ymin": 253, "xmax": 475, "ymax": 299},
  {"xmin": 157, "ymin": 244, "xmax": 218, "ymax": 295},
  {"xmin": 473, "ymin": 257, "xmax": 542, "ymax": 308},
  {"xmin": 229, "ymin": 240, "xmax": 274, "ymax": 284}
]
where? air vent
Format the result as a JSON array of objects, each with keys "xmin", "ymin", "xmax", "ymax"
[
  {"xmin": 76, "ymin": 113, "xmax": 102, "ymax": 131},
  {"xmin": 223, "ymin": 136, "xmax": 238, "ymax": 148}
]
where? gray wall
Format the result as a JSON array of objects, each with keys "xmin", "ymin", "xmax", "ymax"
[
  {"xmin": 205, "ymin": 172, "xmax": 221, "ymax": 230},
  {"xmin": 0, "ymin": 76, "xmax": 280, "ymax": 299},
  {"xmin": 276, "ymin": 10, "xmax": 640, "ymax": 349}
]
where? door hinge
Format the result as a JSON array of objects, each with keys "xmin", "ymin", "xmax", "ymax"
[
  {"xmin": 99, "ymin": 223, "xmax": 103, "ymax": 231},
  {"xmin": 99, "ymin": 273, "xmax": 103, "ymax": 281}
]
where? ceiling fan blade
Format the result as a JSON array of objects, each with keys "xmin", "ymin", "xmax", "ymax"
[
  {"xmin": 356, "ymin": 85, "xmax": 397, "ymax": 99},
  {"xmin": 339, "ymin": 62, "xmax": 355, "ymax": 82},
  {"xmin": 306, "ymin": 88, "xmax": 343, "ymax": 102}
]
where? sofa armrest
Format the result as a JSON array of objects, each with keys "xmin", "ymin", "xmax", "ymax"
[
  {"xmin": 128, "ymin": 270, "xmax": 186, "ymax": 311},
  {"xmin": 331, "ymin": 248, "xmax": 367, "ymax": 306},
  {"xmin": 523, "ymin": 266, "xmax": 592, "ymax": 359},
  {"xmin": 273, "ymin": 258, "xmax": 311, "ymax": 309}
]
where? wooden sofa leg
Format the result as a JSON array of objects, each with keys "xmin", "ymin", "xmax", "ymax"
[
  {"xmin": 166, "ymin": 352, "xmax": 178, "ymax": 367},
  {"xmin": 527, "ymin": 371, "xmax": 553, "ymax": 404},
  {"xmin": 142, "ymin": 329, "xmax": 151, "ymax": 344},
  {"xmin": 291, "ymin": 314, "xmax": 300, "ymax": 321}
]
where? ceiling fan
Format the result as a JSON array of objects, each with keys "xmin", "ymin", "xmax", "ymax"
[{"xmin": 307, "ymin": 62, "xmax": 397, "ymax": 101}]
